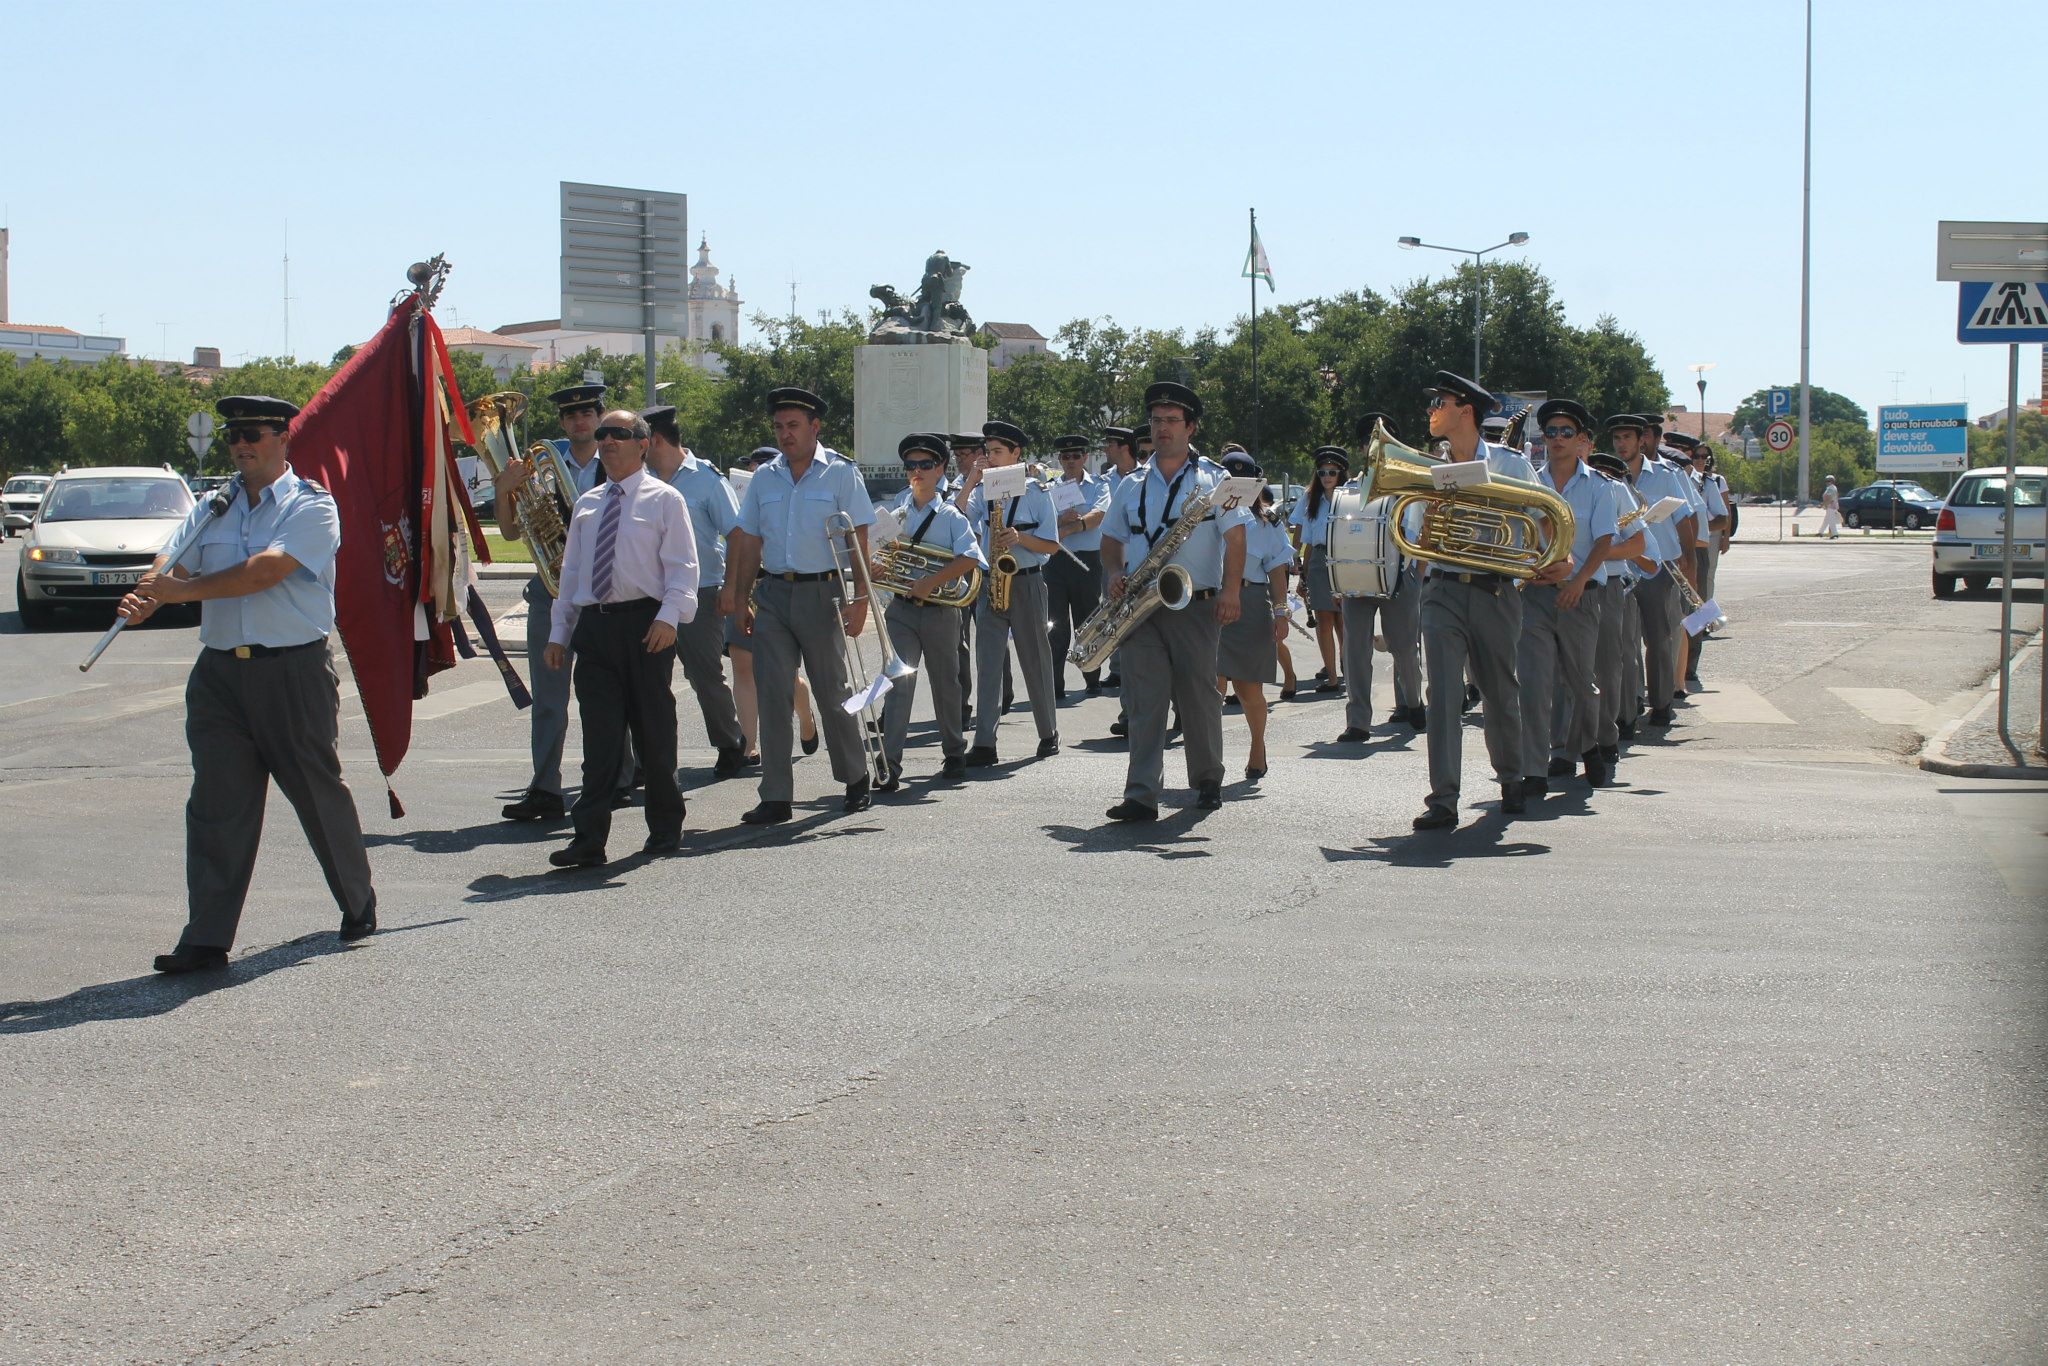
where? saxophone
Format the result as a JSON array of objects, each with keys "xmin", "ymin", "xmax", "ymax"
[
  {"xmin": 1067, "ymin": 477, "xmax": 1218, "ymax": 672},
  {"xmin": 986, "ymin": 490, "xmax": 1020, "ymax": 612}
]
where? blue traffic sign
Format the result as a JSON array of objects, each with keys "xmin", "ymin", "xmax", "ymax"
[
  {"xmin": 1957, "ymin": 280, "xmax": 2048, "ymax": 344},
  {"xmin": 1766, "ymin": 388, "xmax": 1793, "ymax": 418}
]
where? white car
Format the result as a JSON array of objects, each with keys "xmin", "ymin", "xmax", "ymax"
[
  {"xmin": 3, "ymin": 473, "xmax": 52, "ymax": 536},
  {"xmin": 16, "ymin": 466, "xmax": 195, "ymax": 629},
  {"xmin": 1931, "ymin": 465, "xmax": 2045, "ymax": 599}
]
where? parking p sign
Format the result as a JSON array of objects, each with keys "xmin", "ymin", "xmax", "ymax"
[{"xmin": 1767, "ymin": 388, "xmax": 1793, "ymax": 419}]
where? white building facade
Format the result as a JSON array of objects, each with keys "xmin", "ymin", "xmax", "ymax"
[{"xmin": 493, "ymin": 236, "xmax": 742, "ymax": 376}]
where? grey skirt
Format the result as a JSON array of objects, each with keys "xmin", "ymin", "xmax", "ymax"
[
  {"xmin": 1304, "ymin": 545, "xmax": 1336, "ymax": 612},
  {"xmin": 1216, "ymin": 580, "xmax": 1277, "ymax": 684}
]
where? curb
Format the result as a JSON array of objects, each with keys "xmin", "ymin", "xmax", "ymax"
[
  {"xmin": 1917, "ymin": 631, "xmax": 2046, "ymax": 781},
  {"xmin": 476, "ymin": 564, "xmax": 532, "ymax": 581}
]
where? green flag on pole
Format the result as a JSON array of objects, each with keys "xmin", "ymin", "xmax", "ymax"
[{"xmin": 1243, "ymin": 224, "xmax": 1274, "ymax": 292}]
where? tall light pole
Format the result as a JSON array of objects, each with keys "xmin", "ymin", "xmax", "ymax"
[
  {"xmin": 1397, "ymin": 232, "xmax": 1531, "ymax": 384},
  {"xmin": 1796, "ymin": 0, "xmax": 1814, "ymax": 507},
  {"xmin": 1689, "ymin": 362, "xmax": 1716, "ymax": 442}
]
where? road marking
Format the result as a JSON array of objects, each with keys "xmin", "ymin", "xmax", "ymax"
[
  {"xmin": 0, "ymin": 683, "xmax": 108, "ymax": 711},
  {"xmin": 497, "ymin": 604, "xmax": 529, "ymax": 632},
  {"xmin": 1830, "ymin": 687, "xmax": 1934, "ymax": 728},
  {"xmin": 1681, "ymin": 681, "xmax": 1796, "ymax": 725},
  {"xmin": 412, "ymin": 680, "xmax": 514, "ymax": 721},
  {"xmin": 104, "ymin": 684, "xmax": 188, "ymax": 718}
]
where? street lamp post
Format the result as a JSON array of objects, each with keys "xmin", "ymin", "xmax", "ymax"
[
  {"xmin": 1689, "ymin": 362, "xmax": 1716, "ymax": 443},
  {"xmin": 1397, "ymin": 232, "xmax": 1531, "ymax": 383}
]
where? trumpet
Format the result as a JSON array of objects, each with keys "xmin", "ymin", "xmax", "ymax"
[
  {"xmin": 1358, "ymin": 421, "xmax": 1573, "ymax": 580},
  {"xmin": 825, "ymin": 510, "xmax": 916, "ymax": 787}
]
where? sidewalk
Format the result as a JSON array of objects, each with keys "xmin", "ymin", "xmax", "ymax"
[
  {"xmin": 1920, "ymin": 631, "xmax": 2046, "ymax": 778},
  {"xmin": 1731, "ymin": 503, "xmax": 1934, "ymax": 545}
]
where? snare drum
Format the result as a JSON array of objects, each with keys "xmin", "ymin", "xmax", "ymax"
[{"xmin": 1325, "ymin": 491, "xmax": 1399, "ymax": 599}]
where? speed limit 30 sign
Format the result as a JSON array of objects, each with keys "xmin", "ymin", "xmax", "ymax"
[{"xmin": 1764, "ymin": 420, "xmax": 1796, "ymax": 453}]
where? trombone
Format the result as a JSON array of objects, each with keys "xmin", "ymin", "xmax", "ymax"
[{"xmin": 824, "ymin": 510, "xmax": 916, "ymax": 787}]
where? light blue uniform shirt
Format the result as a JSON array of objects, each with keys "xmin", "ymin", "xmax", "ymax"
[
  {"xmin": 1692, "ymin": 466, "xmax": 1727, "ymax": 541},
  {"xmin": 965, "ymin": 478, "xmax": 1060, "ymax": 571},
  {"xmin": 1103, "ymin": 454, "xmax": 1253, "ymax": 592},
  {"xmin": 186, "ymin": 466, "xmax": 340, "ymax": 650},
  {"xmin": 896, "ymin": 490, "xmax": 989, "ymax": 570},
  {"xmin": 1536, "ymin": 459, "xmax": 1621, "ymax": 585},
  {"xmin": 660, "ymin": 451, "xmax": 740, "ymax": 588},
  {"xmin": 1049, "ymin": 472, "xmax": 1111, "ymax": 552},
  {"xmin": 1607, "ymin": 478, "xmax": 1646, "ymax": 583},
  {"xmin": 1245, "ymin": 515, "xmax": 1294, "ymax": 583},
  {"xmin": 1629, "ymin": 457, "xmax": 1692, "ymax": 569},
  {"xmin": 736, "ymin": 447, "xmax": 874, "ymax": 574},
  {"xmin": 1288, "ymin": 490, "xmax": 1336, "ymax": 548}
]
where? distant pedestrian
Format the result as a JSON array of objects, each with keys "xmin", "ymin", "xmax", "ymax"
[{"xmin": 1818, "ymin": 475, "xmax": 1842, "ymax": 538}]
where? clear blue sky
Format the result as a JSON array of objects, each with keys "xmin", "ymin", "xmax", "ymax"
[{"xmin": 5, "ymin": 0, "xmax": 2039, "ymax": 424}]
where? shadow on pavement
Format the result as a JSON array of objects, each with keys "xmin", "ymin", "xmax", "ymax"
[
  {"xmin": 1042, "ymin": 805, "xmax": 1216, "ymax": 860},
  {"xmin": 0, "ymin": 919, "xmax": 463, "ymax": 1036},
  {"xmin": 1320, "ymin": 809, "xmax": 1551, "ymax": 868}
]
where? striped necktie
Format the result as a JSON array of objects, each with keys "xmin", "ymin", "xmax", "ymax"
[{"xmin": 590, "ymin": 482, "xmax": 624, "ymax": 600}]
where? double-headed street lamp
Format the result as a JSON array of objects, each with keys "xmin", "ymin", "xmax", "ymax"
[{"xmin": 1396, "ymin": 232, "xmax": 1530, "ymax": 383}]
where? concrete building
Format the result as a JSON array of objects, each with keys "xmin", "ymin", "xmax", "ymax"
[
  {"xmin": 0, "ymin": 323, "xmax": 127, "ymax": 367},
  {"xmin": 494, "ymin": 235, "xmax": 742, "ymax": 375},
  {"xmin": 438, "ymin": 326, "xmax": 542, "ymax": 381},
  {"xmin": 979, "ymin": 321, "xmax": 1050, "ymax": 370}
]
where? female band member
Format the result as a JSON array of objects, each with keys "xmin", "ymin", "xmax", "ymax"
[
  {"xmin": 1217, "ymin": 457, "xmax": 1293, "ymax": 782},
  {"xmin": 1287, "ymin": 447, "xmax": 1350, "ymax": 693}
]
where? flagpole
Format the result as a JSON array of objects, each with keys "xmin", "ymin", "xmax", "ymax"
[{"xmin": 1249, "ymin": 207, "xmax": 1260, "ymax": 464}]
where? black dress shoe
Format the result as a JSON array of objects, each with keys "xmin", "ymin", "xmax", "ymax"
[
  {"xmin": 712, "ymin": 747, "xmax": 747, "ymax": 778},
  {"xmin": 501, "ymin": 789, "xmax": 564, "ymax": 822},
  {"xmin": 153, "ymin": 945, "xmax": 229, "ymax": 974},
  {"xmin": 1105, "ymin": 799, "xmax": 1159, "ymax": 823},
  {"xmin": 1547, "ymin": 756, "xmax": 1575, "ymax": 778},
  {"xmin": 875, "ymin": 767, "xmax": 902, "ymax": 793},
  {"xmin": 1617, "ymin": 721, "xmax": 1637, "ymax": 741},
  {"xmin": 1672, "ymin": 686, "xmax": 1689, "ymax": 701},
  {"xmin": 1085, "ymin": 681, "xmax": 1102, "ymax": 697},
  {"xmin": 549, "ymin": 844, "xmax": 607, "ymax": 868},
  {"xmin": 741, "ymin": 801, "xmax": 793, "ymax": 825},
  {"xmin": 940, "ymin": 755, "xmax": 967, "ymax": 780},
  {"xmin": 843, "ymin": 780, "xmax": 873, "ymax": 813},
  {"xmin": 1648, "ymin": 707, "xmax": 1674, "ymax": 727},
  {"xmin": 1279, "ymin": 684, "xmax": 1298, "ymax": 699},
  {"xmin": 801, "ymin": 732, "xmax": 820, "ymax": 756},
  {"xmin": 1036, "ymin": 735, "xmax": 1060, "ymax": 758},
  {"xmin": 630, "ymin": 766, "xmax": 645, "ymax": 790},
  {"xmin": 1223, "ymin": 693, "xmax": 1240, "ymax": 708},
  {"xmin": 1336, "ymin": 727, "xmax": 1370, "ymax": 742},
  {"xmin": 1521, "ymin": 776, "xmax": 1549, "ymax": 798},
  {"xmin": 1244, "ymin": 765, "xmax": 1267, "ymax": 782},
  {"xmin": 964, "ymin": 745, "xmax": 998, "ymax": 768},
  {"xmin": 1600, "ymin": 743, "xmax": 1619, "ymax": 766},
  {"xmin": 1583, "ymin": 749, "xmax": 1612, "ymax": 787},
  {"xmin": 1102, "ymin": 671, "xmax": 1121, "ymax": 690},
  {"xmin": 1054, "ymin": 686, "xmax": 1068, "ymax": 701},
  {"xmin": 338, "ymin": 907, "xmax": 377, "ymax": 942},
  {"xmin": 1194, "ymin": 780, "xmax": 1223, "ymax": 811},
  {"xmin": 1462, "ymin": 683, "xmax": 1482, "ymax": 713},
  {"xmin": 1411, "ymin": 805, "xmax": 1456, "ymax": 831},
  {"xmin": 1406, "ymin": 705, "xmax": 1427, "ymax": 730},
  {"xmin": 1501, "ymin": 782, "xmax": 1526, "ymax": 816},
  {"xmin": 642, "ymin": 832, "xmax": 682, "ymax": 854},
  {"xmin": 1108, "ymin": 719, "xmax": 1127, "ymax": 738},
  {"xmin": 611, "ymin": 790, "xmax": 634, "ymax": 809}
]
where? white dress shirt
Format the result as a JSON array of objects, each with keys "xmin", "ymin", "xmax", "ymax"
[{"xmin": 550, "ymin": 467, "xmax": 700, "ymax": 645}]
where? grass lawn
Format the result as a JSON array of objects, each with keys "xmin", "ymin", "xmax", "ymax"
[{"xmin": 480, "ymin": 529, "xmax": 533, "ymax": 565}]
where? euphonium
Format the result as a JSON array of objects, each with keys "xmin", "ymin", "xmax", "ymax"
[
  {"xmin": 467, "ymin": 391, "xmax": 575, "ymax": 597},
  {"xmin": 871, "ymin": 537, "xmax": 982, "ymax": 608},
  {"xmin": 1358, "ymin": 420, "xmax": 1574, "ymax": 580}
]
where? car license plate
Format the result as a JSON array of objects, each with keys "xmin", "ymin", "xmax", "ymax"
[
  {"xmin": 92, "ymin": 569, "xmax": 145, "ymax": 586},
  {"xmin": 1973, "ymin": 543, "xmax": 2041, "ymax": 559}
]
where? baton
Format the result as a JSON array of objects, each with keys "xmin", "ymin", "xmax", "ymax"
[{"xmin": 79, "ymin": 475, "xmax": 243, "ymax": 673}]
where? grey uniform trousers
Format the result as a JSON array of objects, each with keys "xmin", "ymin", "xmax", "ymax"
[
  {"xmin": 1518, "ymin": 582, "xmax": 1605, "ymax": 778},
  {"xmin": 672, "ymin": 588, "xmax": 743, "ymax": 757},
  {"xmin": 751, "ymin": 576, "xmax": 866, "ymax": 802},
  {"xmin": 1421, "ymin": 575, "xmax": 1524, "ymax": 811},
  {"xmin": 180, "ymin": 642, "xmax": 375, "ymax": 951},
  {"xmin": 524, "ymin": 574, "xmax": 631, "ymax": 797},
  {"xmin": 1046, "ymin": 547, "xmax": 1103, "ymax": 688},
  {"xmin": 1120, "ymin": 599, "xmax": 1224, "ymax": 806},
  {"xmin": 1339, "ymin": 570, "xmax": 1422, "ymax": 730},
  {"xmin": 1619, "ymin": 585, "xmax": 1645, "ymax": 722},
  {"xmin": 1595, "ymin": 582, "xmax": 1628, "ymax": 739},
  {"xmin": 1634, "ymin": 570, "xmax": 1679, "ymax": 711},
  {"xmin": 882, "ymin": 596, "xmax": 969, "ymax": 768},
  {"xmin": 974, "ymin": 571, "xmax": 1058, "ymax": 748}
]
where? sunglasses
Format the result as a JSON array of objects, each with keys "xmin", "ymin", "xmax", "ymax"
[
  {"xmin": 223, "ymin": 425, "xmax": 276, "ymax": 445},
  {"xmin": 901, "ymin": 458, "xmax": 941, "ymax": 471},
  {"xmin": 1427, "ymin": 394, "xmax": 1459, "ymax": 411},
  {"xmin": 1540, "ymin": 425, "xmax": 1581, "ymax": 440},
  {"xmin": 594, "ymin": 425, "xmax": 639, "ymax": 442}
]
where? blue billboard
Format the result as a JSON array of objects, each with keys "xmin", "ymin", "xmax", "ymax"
[{"xmin": 1876, "ymin": 403, "xmax": 1968, "ymax": 473}]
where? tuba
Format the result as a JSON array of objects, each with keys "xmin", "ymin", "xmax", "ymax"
[
  {"xmin": 871, "ymin": 537, "xmax": 981, "ymax": 608},
  {"xmin": 1357, "ymin": 420, "xmax": 1574, "ymax": 579},
  {"xmin": 467, "ymin": 391, "xmax": 574, "ymax": 597}
]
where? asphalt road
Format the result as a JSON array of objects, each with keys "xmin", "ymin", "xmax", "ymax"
[{"xmin": 2, "ymin": 536, "xmax": 2043, "ymax": 1365}]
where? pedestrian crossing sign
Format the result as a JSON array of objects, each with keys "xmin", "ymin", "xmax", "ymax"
[{"xmin": 1957, "ymin": 280, "xmax": 2048, "ymax": 343}]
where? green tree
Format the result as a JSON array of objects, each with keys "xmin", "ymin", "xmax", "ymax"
[{"xmin": 1967, "ymin": 408, "xmax": 2048, "ymax": 469}]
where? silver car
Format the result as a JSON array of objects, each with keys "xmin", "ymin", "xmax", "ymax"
[
  {"xmin": 3, "ymin": 473, "xmax": 52, "ymax": 536},
  {"xmin": 16, "ymin": 466, "xmax": 195, "ymax": 629},
  {"xmin": 1931, "ymin": 465, "xmax": 2045, "ymax": 599}
]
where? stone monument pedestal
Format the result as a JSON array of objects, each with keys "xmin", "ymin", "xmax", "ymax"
[{"xmin": 854, "ymin": 343, "xmax": 988, "ymax": 475}]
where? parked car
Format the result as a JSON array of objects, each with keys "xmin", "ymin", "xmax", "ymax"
[
  {"xmin": 1839, "ymin": 482, "xmax": 1943, "ymax": 530},
  {"xmin": 1931, "ymin": 466, "xmax": 2046, "ymax": 599},
  {"xmin": 3, "ymin": 473, "xmax": 53, "ymax": 536},
  {"xmin": 16, "ymin": 466, "xmax": 195, "ymax": 629}
]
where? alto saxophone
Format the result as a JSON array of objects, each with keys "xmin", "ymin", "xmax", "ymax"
[
  {"xmin": 1067, "ymin": 477, "xmax": 1218, "ymax": 673},
  {"xmin": 986, "ymin": 490, "xmax": 1020, "ymax": 613}
]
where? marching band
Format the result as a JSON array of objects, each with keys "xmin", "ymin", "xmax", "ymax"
[{"xmin": 122, "ymin": 366, "xmax": 1733, "ymax": 970}]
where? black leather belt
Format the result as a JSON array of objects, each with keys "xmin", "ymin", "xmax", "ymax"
[
  {"xmin": 211, "ymin": 638, "xmax": 326, "ymax": 660},
  {"xmin": 760, "ymin": 570, "xmax": 836, "ymax": 583},
  {"xmin": 1190, "ymin": 588, "xmax": 1219, "ymax": 602},
  {"xmin": 1011, "ymin": 565, "xmax": 1043, "ymax": 577},
  {"xmin": 592, "ymin": 597, "xmax": 659, "ymax": 614}
]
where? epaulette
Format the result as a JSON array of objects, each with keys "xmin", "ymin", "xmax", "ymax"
[{"xmin": 298, "ymin": 477, "xmax": 329, "ymax": 496}]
